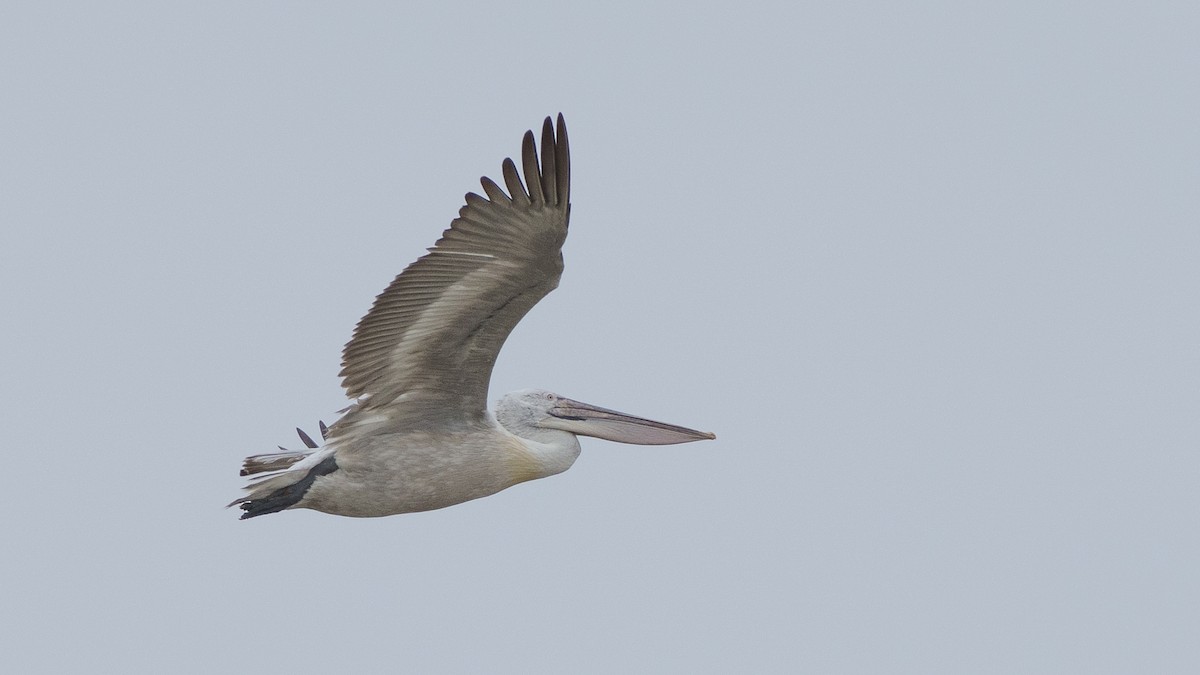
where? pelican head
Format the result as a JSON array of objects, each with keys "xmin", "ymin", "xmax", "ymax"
[{"xmin": 496, "ymin": 389, "xmax": 716, "ymax": 445}]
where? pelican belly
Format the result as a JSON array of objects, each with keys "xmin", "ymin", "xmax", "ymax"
[{"xmin": 297, "ymin": 430, "xmax": 545, "ymax": 517}]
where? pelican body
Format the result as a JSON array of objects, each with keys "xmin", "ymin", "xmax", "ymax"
[{"xmin": 232, "ymin": 115, "xmax": 714, "ymax": 519}]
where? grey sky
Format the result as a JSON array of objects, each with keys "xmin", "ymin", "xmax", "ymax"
[{"xmin": 1, "ymin": 2, "xmax": 1197, "ymax": 673}]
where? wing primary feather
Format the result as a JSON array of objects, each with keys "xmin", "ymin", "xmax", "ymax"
[
  {"xmin": 479, "ymin": 176, "xmax": 510, "ymax": 204},
  {"xmin": 502, "ymin": 157, "xmax": 530, "ymax": 206},
  {"xmin": 539, "ymin": 117, "xmax": 557, "ymax": 205},
  {"xmin": 555, "ymin": 113, "xmax": 570, "ymax": 207},
  {"xmin": 521, "ymin": 130, "xmax": 544, "ymax": 204}
]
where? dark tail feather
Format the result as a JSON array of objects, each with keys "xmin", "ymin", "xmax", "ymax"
[{"xmin": 237, "ymin": 455, "xmax": 339, "ymax": 520}]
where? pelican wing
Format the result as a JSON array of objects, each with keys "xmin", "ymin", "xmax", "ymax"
[{"xmin": 335, "ymin": 115, "xmax": 571, "ymax": 429}]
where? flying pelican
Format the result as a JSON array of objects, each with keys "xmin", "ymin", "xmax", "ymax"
[{"xmin": 231, "ymin": 114, "xmax": 714, "ymax": 519}]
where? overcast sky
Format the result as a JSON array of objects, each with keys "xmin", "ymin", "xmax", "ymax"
[{"xmin": 2, "ymin": 2, "xmax": 1197, "ymax": 673}]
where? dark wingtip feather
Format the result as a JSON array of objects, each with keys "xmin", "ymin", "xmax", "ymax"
[
  {"xmin": 555, "ymin": 113, "xmax": 570, "ymax": 207},
  {"xmin": 501, "ymin": 157, "xmax": 528, "ymax": 205},
  {"xmin": 521, "ymin": 129, "xmax": 544, "ymax": 204},
  {"xmin": 539, "ymin": 117, "xmax": 557, "ymax": 205},
  {"xmin": 479, "ymin": 176, "xmax": 510, "ymax": 203},
  {"xmin": 296, "ymin": 427, "xmax": 318, "ymax": 449}
]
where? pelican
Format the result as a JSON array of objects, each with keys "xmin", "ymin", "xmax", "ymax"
[{"xmin": 231, "ymin": 114, "xmax": 714, "ymax": 519}]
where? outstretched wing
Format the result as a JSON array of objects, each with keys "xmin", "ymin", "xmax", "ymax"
[{"xmin": 333, "ymin": 115, "xmax": 571, "ymax": 432}]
